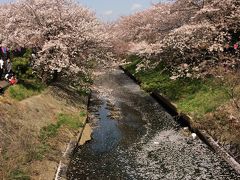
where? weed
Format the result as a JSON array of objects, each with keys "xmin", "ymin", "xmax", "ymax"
[
  {"xmin": 26, "ymin": 144, "xmax": 51, "ymax": 162},
  {"xmin": 57, "ymin": 113, "xmax": 84, "ymax": 130},
  {"xmin": 40, "ymin": 124, "xmax": 59, "ymax": 142},
  {"xmin": 79, "ymin": 111, "xmax": 87, "ymax": 117},
  {"xmin": 9, "ymin": 169, "xmax": 30, "ymax": 180},
  {"xmin": 40, "ymin": 113, "xmax": 85, "ymax": 142}
]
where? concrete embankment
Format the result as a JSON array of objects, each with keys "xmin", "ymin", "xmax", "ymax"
[{"xmin": 54, "ymin": 120, "xmax": 93, "ymax": 180}]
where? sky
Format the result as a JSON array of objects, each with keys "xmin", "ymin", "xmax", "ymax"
[
  {"xmin": 78, "ymin": 0, "xmax": 162, "ymax": 22},
  {"xmin": 0, "ymin": 0, "xmax": 166, "ymax": 22}
]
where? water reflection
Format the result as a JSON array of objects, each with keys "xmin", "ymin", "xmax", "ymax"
[{"xmin": 90, "ymin": 101, "xmax": 122, "ymax": 154}]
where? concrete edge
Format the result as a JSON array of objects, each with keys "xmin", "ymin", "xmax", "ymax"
[
  {"xmin": 54, "ymin": 92, "xmax": 92, "ymax": 180},
  {"xmin": 120, "ymin": 65, "xmax": 240, "ymax": 175}
]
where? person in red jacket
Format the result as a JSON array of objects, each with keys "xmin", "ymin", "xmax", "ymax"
[{"xmin": 9, "ymin": 75, "xmax": 18, "ymax": 85}]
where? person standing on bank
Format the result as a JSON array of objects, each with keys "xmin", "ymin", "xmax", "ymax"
[
  {"xmin": 0, "ymin": 58, "xmax": 4, "ymax": 79},
  {"xmin": 6, "ymin": 59, "xmax": 12, "ymax": 73}
]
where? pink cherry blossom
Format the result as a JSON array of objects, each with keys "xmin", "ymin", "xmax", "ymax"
[
  {"xmin": 110, "ymin": 0, "xmax": 240, "ymax": 78},
  {"xmin": 0, "ymin": 0, "xmax": 112, "ymax": 83}
]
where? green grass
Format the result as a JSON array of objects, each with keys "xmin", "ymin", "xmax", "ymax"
[
  {"xmin": 28, "ymin": 111, "xmax": 87, "ymax": 166},
  {"xmin": 39, "ymin": 123, "xmax": 59, "ymax": 142},
  {"xmin": 26, "ymin": 144, "xmax": 51, "ymax": 162},
  {"xmin": 40, "ymin": 112, "xmax": 86, "ymax": 142},
  {"xmin": 79, "ymin": 111, "xmax": 87, "ymax": 117},
  {"xmin": 8, "ymin": 80, "xmax": 45, "ymax": 101},
  {"xmin": 177, "ymin": 88, "xmax": 228, "ymax": 118},
  {"xmin": 57, "ymin": 113, "xmax": 84, "ymax": 129},
  {"xmin": 77, "ymin": 87, "xmax": 91, "ymax": 96},
  {"xmin": 124, "ymin": 57, "xmax": 229, "ymax": 118},
  {"xmin": 124, "ymin": 55, "xmax": 141, "ymax": 74},
  {"xmin": 9, "ymin": 169, "xmax": 30, "ymax": 180}
]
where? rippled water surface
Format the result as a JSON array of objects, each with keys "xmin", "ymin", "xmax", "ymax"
[{"xmin": 67, "ymin": 69, "xmax": 239, "ymax": 180}]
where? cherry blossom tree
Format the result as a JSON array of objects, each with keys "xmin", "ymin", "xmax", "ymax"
[
  {"xmin": 0, "ymin": 0, "xmax": 111, "ymax": 85},
  {"xmin": 110, "ymin": 1, "xmax": 200, "ymax": 53},
  {"xmin": 111, "ymin": 0, "xmax": 240, "ymax": 78},
  {"xmin": 162, "ymin": 0, "xmax": 240, "ymax": 77}
]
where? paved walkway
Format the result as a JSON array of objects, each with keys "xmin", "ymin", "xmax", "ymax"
[{"xmin": 0, "ymin": 80, "xmax": 10, "ymax": 90}]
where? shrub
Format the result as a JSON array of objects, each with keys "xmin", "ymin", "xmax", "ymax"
[
  {"xmin": 8, "ymin": 80, "xmax": 45, "ymax": 101},
  {"xmin": 12, "ymin": 57, "xmax": 33, "ymax": 80}
]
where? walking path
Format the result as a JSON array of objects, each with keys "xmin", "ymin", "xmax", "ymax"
[{"xmin": 0, "ymin": 80, "xmax": 10, "ymax": 91}]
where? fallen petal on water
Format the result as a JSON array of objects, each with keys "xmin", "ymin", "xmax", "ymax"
[{"xmin": 191, "ymin": 133, "xmax": 197, "ymax": 140}]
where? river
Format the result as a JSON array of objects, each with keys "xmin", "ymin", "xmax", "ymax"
[{"xmin": 67, "ymin": 68, "xmax": 239, "ymax": 179}]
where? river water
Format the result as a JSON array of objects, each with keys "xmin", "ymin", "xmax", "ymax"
[{"xmin": 67, "ymin": 68, "xmax": 239, "ymax": 179}]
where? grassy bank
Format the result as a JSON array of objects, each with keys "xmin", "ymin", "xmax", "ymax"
[
  {"xmin": 124, "ymin": 57, "xmax": 229, "ymax": 118},
  {"xmin": 124, "ymin": 56, "xmax": 240, "ymax": 151},
  {"xmin": 0, "ymin": 48, "xmax": 92, "ymax": 179},
  {"xmin": 0, "ymin": 86, "xmax": 88, "ymax": 179}
]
